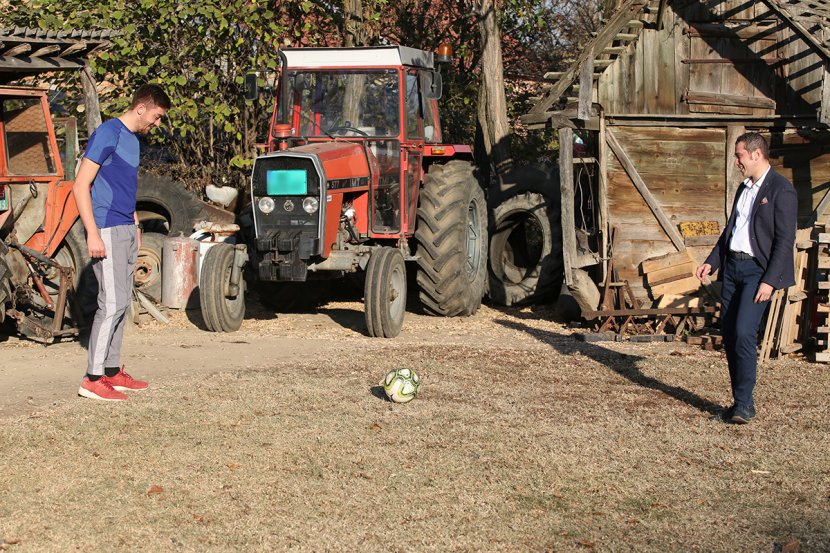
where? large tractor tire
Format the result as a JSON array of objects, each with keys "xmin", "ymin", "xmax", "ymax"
[
  {"xmin": 0, "ymin": 254, "xmax": 11, "ymax": 324},
  {"xmin": 137, "ymin": 174, "xmax": 214, "ymax": 235},
  {"xmin": 415, "ymin": 160, "xmax": 488, "ymax": 317},
  {"xmin": 365, "ymin": 247, "xmax": 407, "ymax": 338},
  {"xmin": 45, "ymin": 219, "xmax": 97, "ymax": 317},
  {"xmin": 200, "ymin": 244, "xmax": 246, "ymax": 332},
  {"xmin": 488, "ymin": 191, "xmax": 563, "ymax": 306}
]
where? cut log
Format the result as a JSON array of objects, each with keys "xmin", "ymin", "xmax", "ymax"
[{"xmin": 650, "ymin": 276, "xmax": 701, "ymax": 297}]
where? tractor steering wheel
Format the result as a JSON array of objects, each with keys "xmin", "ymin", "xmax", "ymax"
[{"xmin": 326, "ymin": 126, "xmax": 369, "ymax": 137}]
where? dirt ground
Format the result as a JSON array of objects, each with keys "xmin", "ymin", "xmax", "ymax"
[{"xmin": 0, "ymin": 299, "xmax": 828, "ymax": 552}]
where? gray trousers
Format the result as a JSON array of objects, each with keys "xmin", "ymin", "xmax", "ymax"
[{"xmin": 87, "ymin": 225, "xmax": 137, "ymax": 375}]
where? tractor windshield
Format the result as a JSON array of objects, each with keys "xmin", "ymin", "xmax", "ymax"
[{"xmin": 285, "ymin": 69, "xmax": 400, "ymax": 138}]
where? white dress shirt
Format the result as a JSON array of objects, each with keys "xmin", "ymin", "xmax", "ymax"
[{"xmin": 729, "ymin": 166, "xmax": 770, "ymax": 256}]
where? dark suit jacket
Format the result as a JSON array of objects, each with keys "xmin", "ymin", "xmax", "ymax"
[{"xmin": 705, "ymin": 167, "xmax": 797, "ymax": 289}]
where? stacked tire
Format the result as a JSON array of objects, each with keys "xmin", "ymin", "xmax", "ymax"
[{"xmin": 487, "ymin": 165, "xmax": 564, "ymax": 306}]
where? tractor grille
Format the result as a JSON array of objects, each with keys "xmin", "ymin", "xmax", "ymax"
[{"xmin": 251, "ymin": 154, "xmax": 324, "ymax": 282}]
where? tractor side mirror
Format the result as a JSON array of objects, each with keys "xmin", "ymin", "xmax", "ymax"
[
  {"xmin": 423, "ymin": 70, "xmax": 443, "ymax": 100},
  {"xmin": 244, "ymin": 73, "xmax": 259, "ymax": 101}
]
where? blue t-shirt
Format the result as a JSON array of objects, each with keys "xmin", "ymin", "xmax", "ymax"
[{"xmin": 83, "ymin": 118, "xmax": 140, "ymax": 228}]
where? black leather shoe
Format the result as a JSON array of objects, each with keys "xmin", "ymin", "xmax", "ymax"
[
  {"xmin": 730, "ymin": 404, "xmax": 756, "ymax": 424},
  {"xmin": 720, "ymin": 404, "xmax": 737, "ymax": 421}
]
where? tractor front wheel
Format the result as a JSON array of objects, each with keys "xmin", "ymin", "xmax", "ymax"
[
  {"xmin": 364, "ymin": 247, "xmax": 406, "ymax": 338},
  {"xmin": 415, "ymin": 160, "xmax": 487, "ymax": 316},
  {"xmin": 200, "ymin": 244, "xmax": 246, "ymax": 332}
]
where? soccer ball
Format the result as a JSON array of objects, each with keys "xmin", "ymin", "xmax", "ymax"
[{"xmin": 382, "ymin": 368, "xmax": 421, "ymax": 403}]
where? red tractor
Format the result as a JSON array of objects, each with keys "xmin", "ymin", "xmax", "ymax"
[{"xmin": 210, "ymin": 45, "xmax": 488, "ymax": 337}]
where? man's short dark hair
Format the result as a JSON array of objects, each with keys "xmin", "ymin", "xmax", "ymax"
[
  {"xmin": 130, "ymin": 84, "xmax": 171, "ymax": 110},
  {"xmin": 736, "ymin": 132, "xmax": 769, "ymax": 159}
]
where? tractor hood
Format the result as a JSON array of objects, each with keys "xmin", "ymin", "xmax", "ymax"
[{"xmin": 287, "ymin": 141, "xmax": 372, "ymax": 185}]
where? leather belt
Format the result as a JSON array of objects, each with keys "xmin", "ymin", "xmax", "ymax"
[{"xmin": 729, "ymin": 250, "xmax": 755, "ymax": 260}]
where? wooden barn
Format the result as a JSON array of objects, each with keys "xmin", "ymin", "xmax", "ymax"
[{"xmin": 522, "ymin": 0, "xmax": 830, "ymax": 322}]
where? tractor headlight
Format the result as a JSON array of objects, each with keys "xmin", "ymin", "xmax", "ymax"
[
  {"xmin": 302, "ymin": 197, "xmax": 319, "ymax": 214},
  {"xmin": 258, "ymin": 196, "xmax": 275, "ymax": 214}
]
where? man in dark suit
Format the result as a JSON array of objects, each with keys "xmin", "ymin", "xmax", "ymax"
[{"xmin": 695, "ymin": 132, "xmax": 797, "ymax": 424}]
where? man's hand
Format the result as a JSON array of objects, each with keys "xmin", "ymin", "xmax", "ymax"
[
  {"xmin": 695, "ymin": 263, "xmax": 712, "ymax": 283},
  {"xmin": 87, "ymin": 232, "xmax": 107, "ymax": 258},
  {"xmin": 755, "ymin": 282, "xmax": 774, "ymax": 303}
]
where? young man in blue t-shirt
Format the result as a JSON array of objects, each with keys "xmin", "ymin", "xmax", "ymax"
[{"xmin": 73, "ymin": 84, "xmax": 171, "ymax": 401}]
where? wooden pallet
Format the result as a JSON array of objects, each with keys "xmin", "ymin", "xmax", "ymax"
[
  {"xmin": 813, "ymin": 224, "xmax": 829, "ymax": 363},
  {"xmin": 759, "ymin": 228, "xmax": 816, "ymax": 363}
]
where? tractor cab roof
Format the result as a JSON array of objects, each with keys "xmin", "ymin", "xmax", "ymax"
[{"xmin": 281, "ymin": 46, "xmax": 434, "ymax": 70}]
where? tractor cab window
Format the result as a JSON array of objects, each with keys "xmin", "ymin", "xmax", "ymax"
[
  {"xmin": 405, "ymin": 71, "xmax": 422, "ymax": 140},
  {"xmin": 286, "ymin": 70, "xmax": 400, "ymax": 138},
  {"xmin": 1, "ymin": 97, "xmax": 57, "ymax": 176}
]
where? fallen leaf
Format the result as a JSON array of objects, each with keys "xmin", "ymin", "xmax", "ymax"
[
  {"xmin": 3, "ymin": 538, "xmax": 20, "ymax": 545},
  {"xmin": 146, "ymin": 484, "xmax": 164, "ymax": 496},
  {"xmin": 782, "ymin": 539, "xmax": 800, "ymax": 553},
  {"xmin": 577, "ymin": 539, "xmax": 596, "ymax": 548},
  {"xmin": 192, "ymin": 514, "xmax": 206, "ymax": 523},
  {"xmin": 227, "ymin": 463, "xmax": 241, "ymax": 470},
  {"xmin": 370, "ymin": 423, "xmax": 382, "ymax": 431},
  {"xmin": 751, "ymin": 469, "xmax": 771, "ymax": 475}
]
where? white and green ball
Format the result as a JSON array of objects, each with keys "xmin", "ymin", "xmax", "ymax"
[{"xmin": 383, "ymin": 368, "xmax": 421, "ymax": 403}]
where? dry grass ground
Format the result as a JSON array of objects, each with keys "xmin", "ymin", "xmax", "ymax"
[{"xmin": 0, "ymin": 302, "xmax": 828, "ymax": 552}]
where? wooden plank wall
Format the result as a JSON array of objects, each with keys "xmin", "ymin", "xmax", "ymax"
[
  {"xmin": 598, "ymin": 0, "xmax": 825, "ymax": 116},
  {"xmin": 606, "ymin": 126, "xmax": 726, "ymax": 297}
]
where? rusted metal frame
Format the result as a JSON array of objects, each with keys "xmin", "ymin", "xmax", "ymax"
[
  {"xmin": 524, "ymin": 0, "xmax": 648, "ymax": 118},
  {"xmin": 583, "ymin": 306, "xmax": 716, "ymax": 318},
  {"xmin": 605, "ymin": 129, "xmax": 686, "ymax": 251},
  {"xmin": 656, "ymin": 314, "xmax": 675, "ymax": 334}
]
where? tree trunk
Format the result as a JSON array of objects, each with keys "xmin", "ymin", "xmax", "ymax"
[
  {"xmin": 476, "ymin": 0, "xmax": 512, "ymax": 196},
  {"xmin": 343, "ymin": 0, "xmax": 365, "ymax": 47}
]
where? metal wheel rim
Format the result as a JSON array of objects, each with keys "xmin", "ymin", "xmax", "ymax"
[
  {"xmin": 135, "ymin": 247, "xmax": 162, "ymax": 289},
  {"xmin": 222, "ymin": 255, "xmax": 245, "ymax": 318},
  {"xmin": 388, "ymin": 261, "xmax": 406, "ymax": 322},
  {"xmin": 466, "ymin": 200, "xmax": 482, "ymax": 279}
]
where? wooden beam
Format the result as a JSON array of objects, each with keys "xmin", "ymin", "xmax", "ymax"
[
  {"xmin": 725, "ymin": 125, "xmax": 745, "ymax": 220},
  {"xmin": 821, "ymin": 62, "xmax": 830, "ymax": 125},
  {"xmin": 656, "ymin": 0, "xmax": 667, "ymax": 31},
  {"xmin": 528, "ymin": 0, "xmax": 648, "ymax": 116},
  {"xmin": 810, "ymin": 187, "xmax": 830, "ymax": 225},
  {"xmin": 578, "ymin": 54, "xmax": 594, "ymax": 121},
  {"xmin": 683, "ymin": 91, "xmax": 776, "ymax": 109},
  {"xmin": 81, "ymin": 64, "xmax": 102, "ymax": 134},
  {"xmin": 30, "ymin": 45, "xmax": 61, "ymax": 58},
  {"xmin": 599, "ymin": 113, "xmax": 609, "ymax": 284},
  {"xmin": 559, "ymin": 127, "xmax": 577, "ymax": 286},
  {"xmin": 761, "ymin": 0, "xmax": 830, "ymax": 63},
  {"xmin": 606, "ymin": 129, "xmax": 686, "ymax": 251}
]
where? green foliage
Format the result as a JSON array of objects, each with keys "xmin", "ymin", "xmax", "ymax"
[{"xmin": 4, "ymin": 0, "xmax": 311, "ymax": 189}]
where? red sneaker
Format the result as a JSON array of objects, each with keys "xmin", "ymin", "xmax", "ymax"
[
  {"xmin": 78, "ymin": 376, "xmax": 128, "ymax": 401},
  {"xmin": 108, "ymin": 366, "xmax": 149, "ymax": 391}
]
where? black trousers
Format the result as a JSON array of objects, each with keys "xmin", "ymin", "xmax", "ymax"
[{"xmin": 719, "ymin": 255, "xmax": 770, "ymax": 408}]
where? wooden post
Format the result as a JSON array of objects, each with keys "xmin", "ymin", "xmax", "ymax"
[
  {"xmin": 725, "ymin": 125, "xmax": 744, "ymax": 220},
  {"xmin": 822, "ymin": 62, "xmax": 830, "ymax": 125},
  {"xmin": 559, "ymin": 127, "xmax": 577, "ymax": 286},
  {"xmin": 606, "ymin": 129, "xmax": 686, "ymax": 251},
  {"xmin": 81, "ymin": 65, "xmax": 102, "ymax": 134},
  {"xmin": 598, "ymin": 113, "xmax": 609, "ymax": 283},
  {"xmin": 578, "ymin": 54, "xmax": 594, "ymax": 121}
]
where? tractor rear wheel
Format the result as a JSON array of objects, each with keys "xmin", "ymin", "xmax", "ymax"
[
  {"xmin": 0, "ymin": 254, "xmax": 11, "ymax": 324},
  {"xmin": 364, "ymin": 247, "xmax": 406, "ymax": 338},
  {"xmin": 200, "ymin": 244, "xmax": 245, "ymax": 332},
  {"xmin": 45, "ymin": 219, "xmax": 97, "ymax": 317},
  {"xmin": 415, "ymin": 160, "xmax": 487, "ymax": 316}
]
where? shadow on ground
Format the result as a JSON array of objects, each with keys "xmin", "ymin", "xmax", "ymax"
[{"xmin": 493, "ymin": 315, "xmax": 723, "ymax": 416}]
